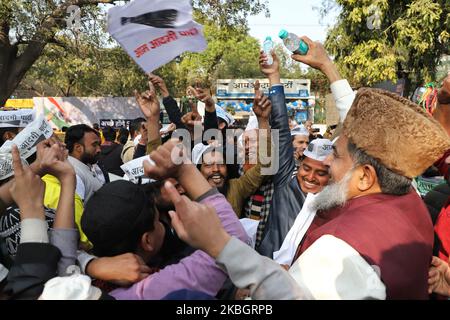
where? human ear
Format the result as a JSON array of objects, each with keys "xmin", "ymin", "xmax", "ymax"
[{"xmin": 356, "ymin": 165, "xmax": 378, "ymax": 192}]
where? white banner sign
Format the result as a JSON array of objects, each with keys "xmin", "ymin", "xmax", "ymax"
[
  {"xmin": 108, "ymin": 0, "xmax": 207, "ymax": 73},
  {"xmin": 0, "ymin": 116, "xmax": 53, "ymax": 180},
  {"xmin": 216, "ymin": 79, "xmax": 312, "ymax": 99},
  {"xmin": 0, "ymin": 109, "xmax": 35, "ymax": 128},
  {"xmin": 33, "ymin": 97, "xmax": 145, "ymax": 130},
  {"xmin": 121, "ymin": 155, "xmax": 155, "ymax": 184}
]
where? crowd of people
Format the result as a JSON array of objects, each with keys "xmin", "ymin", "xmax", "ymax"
[{"xmin": 0, "ymin": 36, "xmax": 449, "ymax": 300}]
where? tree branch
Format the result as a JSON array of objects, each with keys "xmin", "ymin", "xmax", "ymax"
[{"xmin": 0, "ymin": 21, "xmax": 10, "ymax": 48}]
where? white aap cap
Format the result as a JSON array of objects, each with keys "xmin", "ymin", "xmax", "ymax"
[
  {"xmin": 216, "ymin": 105, "xmax": 235, "ymax": 126},
  {"xmin": 303, "ymin": 138, "xmax": 333, "ymax": 162},
  {"xmin": 290, "ymin": 125, "xmax": 309, "ymax": 137},
  {"xmin": 192, "ymin": 142, "xmax": 214, "ymax": 165},
  {"xmin": 39, "ymin": 274, "xmax": 102, "ymax": 300}
]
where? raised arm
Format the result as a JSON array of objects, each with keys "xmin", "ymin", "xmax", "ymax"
[
  {"xmin": 40, "ymin": 144, "xmax": 78, "ymax": 276},
  {"xmin": 149, "ymin": 74, "xmax": 186, "ymax": 130},
  {"xmin": 167, "ymin": 182, "xmax": 308, "ymax": 300},
  {"xmin": 259, "ymin": 51, "xmax": 295, "ymax": 187},
  {"xmin": 292, "ymin": 36, "xmax": 355, "ymax": 122},
  {"xmin": 134, "ymin": 81, "xmax": 162, "ymax": 155},
  {"xmin": 109, "ymin": 140, "xmax": 248, "ymax": 299},
  {"xmin": 3, "ymin": 145, "xmax": 61, "ymax": 299},
  {"xmin": 229, "ymin": 81, "xmax": 273, "ymax": 209},
  {"xmin": 189, "ymin": 85, "xmax": 219, "ymax": 132}
]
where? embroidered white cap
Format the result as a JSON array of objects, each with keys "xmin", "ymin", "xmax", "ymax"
[{"xmin": 303, "ymin": 138, "xmax": 333, "ymax": 162}]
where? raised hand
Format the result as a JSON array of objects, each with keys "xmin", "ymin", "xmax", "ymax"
[
  {"xmin": 148, "ymin": 73, "xmax": 169, "ymax": 98},
  {"xmin": 138, "ymin": 122, "xmax": 149, "ymax": 145},
  {"xmin": 134, "ymin": 81, "xmax": 160, "ymax": 120},
  {"xmin": 428, "ymin": 256, "xmax": 450, "ymax": 296},
  {"xmin": 29, "ymin": 136, "xmax": 66, "ymax": 177},
  {"xmin": 252, "ymin": 80, "xmax": 272, "ymax": 120},
  {"xmin": 165, "ymin": 180, "xmax": 231, "ymax": 258},
  {"xmin": 181, "ymin": 111, "xmax": 202, "ymax": 128},
  {"xmin": 143, "ymin": 139, "xmax": 189, "ymax": 180},
  {"xmin": 291, "ymin": 36, "xmax": 331, "ymax": 70},
  {"xmin": 40, "ymin": 143, "xmax": 75, "ymax": 182},
  {"xmin": 187, "ymin": 85, "xmax": 215, "ymax": 109},
  {"xmin": 10, "ymin": 145, "xmax": 45, "ymax": 219},
  {"xmin": 188, "ymin": 83, "xmax": 215, "ymax": 105},
  {"xmin": 290, "ymin": 36, "xmax": 341, "ymax": 83},
  {"xmin": 259, "ymin": 50, "xmax": 280, "ymax": 79}
]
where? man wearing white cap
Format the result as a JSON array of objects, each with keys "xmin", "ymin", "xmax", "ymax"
[
  {"xmin": 291, "ymin": 125, "xmax": 310, "ymax": 168},
  {"xmin": 191, "ymin": 83, "xmax": 272, "ymax": 217},
  {"xmin": 256, "ymin": 46, "xmax": 348, "ymax": 258},
  {"xmin": 273, "ymin": 138, "xmax": 333, "ymax": 266}
]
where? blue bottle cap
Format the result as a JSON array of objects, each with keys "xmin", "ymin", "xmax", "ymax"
[
  {"xmin": 279, "ymin": 29, "xmax": 288, "ymax": 39},
  {"xmin": 265, "ymin": 36, "xmax": 272, "ymax": 41}
]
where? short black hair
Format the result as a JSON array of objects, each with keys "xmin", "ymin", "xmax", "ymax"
[
  {"xmin": 65, "ymin": 124, "xmax": 100, "ymax": 153},
  {"xmin": 82, "ymin": 181, "xmax": 158, "ymax": 257},
  {"xmin": 61, "ymin": 126, "xmax": 68, "ymax": 133},
  {"xmin": 129, "ymin": 118, "xmax": 146, "ymax": 137},
  {"xmin": 117, "ymin": 127, "xmax": 129, "ymax": 145},
  {"xmin": 102, "ymin": 126, "xmax": 117, "ymax": 142}
]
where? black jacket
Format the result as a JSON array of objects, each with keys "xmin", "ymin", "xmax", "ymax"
[
  {"xmin": 257, "ymin": 85, "xmax": 307, "ymax": 257},
  {"xmin": 424, "ymin": 182, "xmax": 450, "ymax": 224},
  {"xmin": 98, "ymin": 143, "xmax": 124, "ymax": 177},
  {"xmin": 3, "ymin": 243, "xmax": 60, "ymax": 300},
  {"xmin": 163, "ymin": 96, "xmax": 186, "ymax": 130}
]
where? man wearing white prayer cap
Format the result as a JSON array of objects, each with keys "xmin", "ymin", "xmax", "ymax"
[{"xmin": 291, "ymin": 125, "xmax": 310, "ymax": 167}]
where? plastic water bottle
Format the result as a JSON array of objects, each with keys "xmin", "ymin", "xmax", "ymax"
[
  {"xmin": 262, "ymin": 36, "xmax": 274, "ymax": 65},
  {"xmin": 279, "ymin": 29, "xmax": 309, "ymax": 55}
]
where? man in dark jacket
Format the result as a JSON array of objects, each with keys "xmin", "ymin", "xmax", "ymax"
[
  {"xmin": 98, "ymin": 126, "xmax": 124, "ymax": 177},
  {"xmin": 257, "ymin": 42, "xmax": 355, "ymax": 258}
]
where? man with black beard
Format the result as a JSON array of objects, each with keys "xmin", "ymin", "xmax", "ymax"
[{"xmin": 65, "ymin": 124, "xmax": 109, "ymax": 202}]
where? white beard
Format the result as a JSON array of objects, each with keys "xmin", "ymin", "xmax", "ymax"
[{"xmin": 312, "ymin": 169, "xmax": 353, "ymax": 212}]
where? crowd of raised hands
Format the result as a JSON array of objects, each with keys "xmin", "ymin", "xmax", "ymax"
[{"xmin": 0, "ymin": 35, "xmax": 449, "ymax": 301}]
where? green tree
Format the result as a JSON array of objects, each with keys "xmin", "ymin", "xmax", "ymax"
[
  {"xmin": 0, "ymin": 0, "xmax": 118, "ymax": 105},
  {"xmin": 321, "ymin": 0, "xmax": 450, "ymax": 96}
]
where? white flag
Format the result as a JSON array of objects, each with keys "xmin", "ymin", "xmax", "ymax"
[
  {"xmin": 0, "ymin": 109, "xmax": 35, "ymax": 128},
  {"xmin": 108, "ymin": 0, "xmax": 207, "ymax": 73},
  {"xmin": 0, "ymin": 116, "xmax": 53, "ymax": 180}
]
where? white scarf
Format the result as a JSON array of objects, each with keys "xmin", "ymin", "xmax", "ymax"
[{"xmin": 273, "ymin": 192, "xmax": 318, "ymax": 265}]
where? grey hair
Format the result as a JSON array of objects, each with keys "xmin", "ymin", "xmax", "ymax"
[{"xmin": 347, "ymin": 142, "xmax": 412, "ymax": 195}]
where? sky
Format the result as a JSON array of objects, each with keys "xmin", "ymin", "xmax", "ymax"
[{"xmin": 247, "ymin": 0, "xmax": 340, "ymax": 46}]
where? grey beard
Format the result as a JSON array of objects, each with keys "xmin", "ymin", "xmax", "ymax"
[{"xmin": 312, "ymin": 169, "xmax": 353, "ymax": 212}]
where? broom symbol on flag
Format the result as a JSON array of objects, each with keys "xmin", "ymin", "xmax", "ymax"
[{"xmin": 121, "ymin": 9, "xmax": 178, "ymax": 28}]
